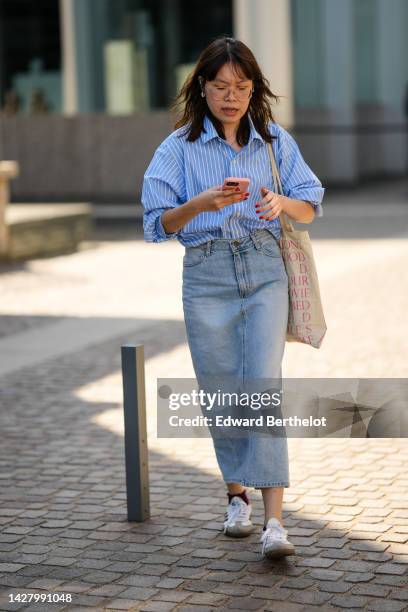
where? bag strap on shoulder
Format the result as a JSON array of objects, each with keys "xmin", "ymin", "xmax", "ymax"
[{"xmin": 266, "ymin": 142, "xmax": 294, "ymax": 234}]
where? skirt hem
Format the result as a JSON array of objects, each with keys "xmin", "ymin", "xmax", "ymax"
[{"xmin": 225, "ymin": 480, "xmax": 290, "ymax": 489}]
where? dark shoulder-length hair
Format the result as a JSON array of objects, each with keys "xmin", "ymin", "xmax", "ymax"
[{"xmin": 170, "ymin": 36, "xmax": 280, "ymax": 147}]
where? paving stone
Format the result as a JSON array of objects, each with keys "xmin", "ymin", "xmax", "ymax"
[
  {"xmin": 353, "ymin": 523, "xmax": 393, "ymax": 533},
  {"xmin": 317, "ymin": 580, "xmax": 353, "ymax": 594},
  {"xmin": 331, "ymin": 595, "xmax": 367, "ymax": 608},
  {"xmin": 316, "ymin": 538, "xmax": 348, "ymax": 549},
  {"xmin": 374, "ymin": 563, "xmax": 407, "ymax": 575},
  {"xmin": 0, "ymin": 564, "xmax": 26, "ymax": 573},
  {"xmin": 139, "ymin": 602, "xmax": 177, "ymax": 612},
  {"xmin": 298, "ymin": 557, "xmax": 336, "ymax": 568},
  {"xmin": 308, "ymin": 568, "xmax": 344, "ymax": 581},
  {"xmin": 176, "ymin": 558, "xmax": 208, "ymax": 568},
  {"xmin": 388, "ymin": 544, "xmax": 408, "ymax": 555},
  {"xmin": 226, "ymin": 597, "xmax": 265, "ymax": 610},
  {"xmin": 155, "ymin": 578, "xmax": 184, "ymax": 589},
  {"xmin": 26, "ymin": 578, "xmax": 64, "ymax": 590},
  {"xmin": 320, "ymin": 548, "xmax": 355, "ymax": 560},
  {"xmin": 288, "ymin": 590, "xmax": 333, "ymax": 605},
  {"xmin": 118, "ymin": 586, "xmax": 160, "ymax": 601},
  {"xmin": 366, "ymin": 600, "xmax": 407, "ymax": 611},
  {"xmin": 187, "ymin": 592, "xmax": 227, "ymax": 606},
  {"xmin": 350, "ymin": 541, "xmax": 390, "ymax": 552},
  {"xmin": 360, "ymin": 552, "xmax": 393, "ymax": 562},
  {"xmin": 226, "ymin": 551, "xmax": 261, "ymax": 562},
  {"xmin": 376, "ymin": 575, "xmax": 407, "ymax": 587},
  {"xmin": 349, "ymin": 531, "xmax": 383, "ymax": 540},
  {"xmin": 177, "ymin": 607, "xmax": 216, "ymax": 612},
  {"xmin": 207, "ymin": 560, "xmax": 246, "ymax": 572},
  {"xmin": 279, "ymin": 578, "xmax": 315, "ymax": 589},
  {"xmin": 66, "ymin": 594, "xmax": 109, "ymax": 606},
  {"xmin": 137, "ymin": 564, "xmax": 171, "ymax": 577},
  {"xmin": 105, "ymin": 599, "xmax": 142, "ymax": 610},
  {"xmin": 207, "ymin": 571, "xmax": 238, "ymax": 583},
  {"xmin": 246, "ymin": 562, "xmax": 304, "ymax": 577},
  {"xmin": 169, "ymin": 566, "xmax": 213, "ymax": 583},
  {"xmin": 336, "ymin": 560, "xmax": 379, "ymax": 573},
  {"xmin": 344, "ymin": 572, "xmax": 376, "ymax": 582},
  {"xmin": 125, "ymin": 544, "xmax": 162, "ymax": 554},
  {"xmin": 362, "ymin": 508, "xmax": 393, "ymax": 517},
  {"xmin": 190, "ymin": 548, "xmax": 225, "ymax": 559},
  {"xmin": 89, "ymin": 583, "xmax": 127, "ymax": 596},
  {"xmin": 386, "ymin": 553, "xmax": 408, "ymax": 564},
  {"xmin": 212, "ymin": 583, "xmax": 253, "ymax": 596},
  {"xmin": 81, "ymin": 570, "xmax": 123, "ymax": 584},
  {"xmin": 153, "ymin": 590, "xmax": 191, "ymax": 603},
  {"xmin": 182, "ymin": 579, "xmax": 220, "ymax": 593},
  {"xmin": 240, "ymin": 574, "xmax": 281, "ymax": 587},
  {"xmin": 389, "ymin": 588, "xmax": 408, "ymax": 601},
  {"xmin": 290, "ymin": 537, "xmax": 317, "ymax": 547},
  {"xmin": 379, "ymin": 533, "xmax": 408, "ymax": 543},
  {"xmin": 55, "ymin": 581, "xmax": 95, "ymax": 593},
  {"xmin": 117, "ymin": 574, "xmax": 160, "ymax": 587},
  {"xmin": 351, "ymin": 584, "xmax": 391, "ymax": 597},
  {"xmin": 149, "ymin": 537, "xmax": 186, "ymax": 547},
  {"xmin": 141, "ymin": 554, "xmax": 180, "ymax": 565}
]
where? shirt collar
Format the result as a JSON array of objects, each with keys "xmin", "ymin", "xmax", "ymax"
[{"xmin": 201, "ymin": 113, "xmax": 264, "ymax": 144}]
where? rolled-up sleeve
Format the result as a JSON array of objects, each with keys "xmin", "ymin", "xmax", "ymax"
[
  {"xmin": 277, "ymin": 126, "xmax": 325, "ymax": 217},
  {"xmin": 141, "ymin": 140, "xmax": 184, "ymax": 242}
]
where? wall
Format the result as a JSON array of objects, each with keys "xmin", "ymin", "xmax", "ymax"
[
  {"xmin": 0, "ymin": 112, "xmax": 174, "ymax": 202},
  {"xmin": 1, "ymin": 112, "xmax": 407, "ymax": 203}
]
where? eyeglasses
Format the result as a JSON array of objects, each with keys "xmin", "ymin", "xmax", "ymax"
[{"xmin": 202, "ymin": 82, "xmax": 254, "ymax": 101}]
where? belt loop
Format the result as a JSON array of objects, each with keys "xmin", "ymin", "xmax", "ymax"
[
  {"xmin": 205, "ymin": 240, "xmax": 212, "ymax": 256},
  {"xmin": 250, "ymin": 231, "xmax": 262, "ymax": 250}
]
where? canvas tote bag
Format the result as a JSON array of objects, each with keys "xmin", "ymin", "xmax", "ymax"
[{"xmin": 267, "ymin": 142, "xmax": 327, "ymax": 349}]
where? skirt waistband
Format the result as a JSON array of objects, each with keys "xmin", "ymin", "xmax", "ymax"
[{"xmin": 185, "ymin": 228, "xmax": 279, "ymax": 255}]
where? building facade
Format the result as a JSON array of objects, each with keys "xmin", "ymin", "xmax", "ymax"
[{"xmin": 0, "ymin": 0, "xmax": 407, "ymax": 201}]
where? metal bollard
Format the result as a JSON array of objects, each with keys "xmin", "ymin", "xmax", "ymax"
[{"xmin": 121, "ymin": 344, "xmax": 150, "ymax": 521}]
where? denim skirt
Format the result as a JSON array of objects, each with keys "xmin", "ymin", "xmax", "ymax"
[{"xmin": 182, "ymin": 228, "xmax": 290, "ymax": 489}]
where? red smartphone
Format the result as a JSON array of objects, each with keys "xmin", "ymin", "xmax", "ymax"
[{"xmin": 222, "ymin": 177, "xmax": 250, "ymax": 193}]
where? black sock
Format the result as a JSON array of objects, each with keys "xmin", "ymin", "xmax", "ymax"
[{"xmin": 227, "ymin": 489, "xmax": 250, "ymax": 505}]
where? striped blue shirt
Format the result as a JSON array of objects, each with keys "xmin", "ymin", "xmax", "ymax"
[{"xmin": 141, "ymin": 114, "xmax": 325, "ymax": 246}]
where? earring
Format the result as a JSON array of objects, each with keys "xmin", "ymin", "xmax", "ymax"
[{"xmin": 201, "ymin": 91, "xmax": 205, "ymax": 98}]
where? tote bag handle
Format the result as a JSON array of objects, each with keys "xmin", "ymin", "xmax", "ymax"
[{"xmin": 266, "ymin": 142, "xmax": 294, "ymax": 235}]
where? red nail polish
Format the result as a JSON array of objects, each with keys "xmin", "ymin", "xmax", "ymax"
[{"xmin": 259, "ymin": 216, "xmax": 264, "ymax": 219}]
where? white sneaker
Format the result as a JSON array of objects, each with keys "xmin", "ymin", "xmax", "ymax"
[
  {"xmin": 223, "ymin": 496, "xmax": 255, "ymax": 537},
  {"xmin": 260, "ymin": 517, "xmax": 296, "ymax": 558}
]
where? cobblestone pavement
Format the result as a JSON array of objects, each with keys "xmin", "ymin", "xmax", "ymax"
[{"xmin": 0, "ymin": 182, "xmax": 407, "ymax": 611}]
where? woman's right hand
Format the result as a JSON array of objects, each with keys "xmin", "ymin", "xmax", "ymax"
[{"xmin": 191, "ymin": 185, "xmax": 248, "ymax": 213}]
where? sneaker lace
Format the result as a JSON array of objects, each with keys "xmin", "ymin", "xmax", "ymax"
[
  {"xmin": 261, "ymin": 523, "xmax": 288, "ymax": 553},
  {"xmin": 224, "ymin": 500, "xmax": 250, "ymax": 523}
]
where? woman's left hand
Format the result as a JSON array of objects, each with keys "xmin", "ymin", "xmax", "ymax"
[{"xmin": 255, "ymin": 187, "xmax": 285, "ymax": 221}]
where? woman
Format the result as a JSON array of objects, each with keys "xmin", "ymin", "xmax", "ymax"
[{"xmin": 141, "ymin": 37, "xmax": 325, "ymax": 559}]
